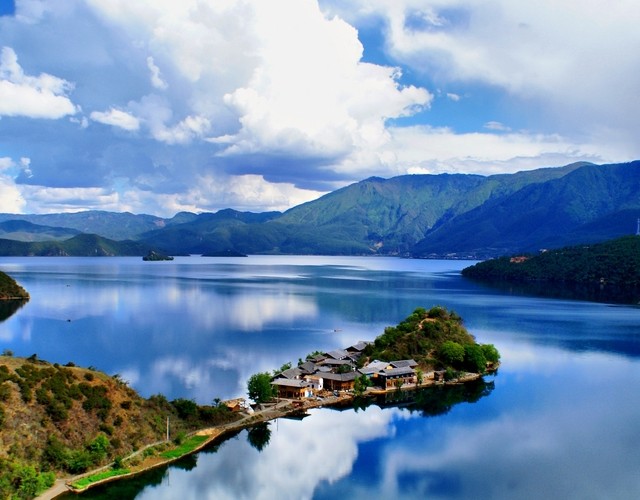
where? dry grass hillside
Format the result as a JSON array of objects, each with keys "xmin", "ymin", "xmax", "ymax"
[{"xmin": 0, "ymin": 355, "xmax": 237, "ymax": 498}]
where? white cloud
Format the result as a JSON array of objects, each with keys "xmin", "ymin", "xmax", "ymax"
[
  {"xmin": 19, "ymin": 185, "xmax": 120, "ymax": 213},
  {"xmin": 90, "ymin": 107, "xmax": 140, "ymax": 131},
  {"xmin": 484, "ymin": 121, "xmax": 510, "ymax": 132},
  {"xmin": 0, "ymin": 46, "xmax": 77, "ymax": 119},
  {"xmin": 86, "ymin": 0, "xmax": 431, "ymax": 157},
  {"xmin": 146, "ymin": 56, "xmax": 167, "ymax": 90},
  {"xmin": 389, "ymin": 125, "xmax": 608, "ymax": 175},
  {"xmin": 327, "ymin": 0, "xmax": 640, "ymax": 154}
]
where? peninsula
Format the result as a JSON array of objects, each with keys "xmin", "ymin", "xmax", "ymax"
[
  {"xmin": 1, "ymin": 307, "xmax": 498, "ymax": 499},
  {"xmin": 462, "ymin": 235, "xmax": 640, "ymax": 287}
]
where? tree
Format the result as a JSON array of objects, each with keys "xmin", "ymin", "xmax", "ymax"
[
  {"xmin": 247, "ymin": 372, "xmax": 276, "ymax": 404},
  {"xmin": 463, "ymin": 344, "xmax": 487, "ymax": 373},
  {"xmin": 353, "ymin": 374, "xmax": 371, "ymax": 397},
  {"xmin": 439, "ymin": 341, "xmax": 465, "ymax": 366},
  {"xmin": 481, "ymin": 344, "xmax": 501, "ymax": 364},
  {"xmin": 416, "ymin": 368, "xmax": 424, "ymax": 386}
]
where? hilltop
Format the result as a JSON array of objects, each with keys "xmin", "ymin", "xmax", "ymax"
[
  {"xmin": 0, "ymin": 161, "xmax": 638, "ymax": 258},
  {"xmin": 361, "ymin": 306, "xmax": 500, "ymax": 376}
]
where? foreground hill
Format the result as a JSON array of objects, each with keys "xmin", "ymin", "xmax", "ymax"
[
  {"xmin": 0, "ymin": 270, "xmax": 29, "ymax": 300},
  {"xmin": 0, "ymin": 355, "xmax": 238, "ymax": 498},
  {"xmin": 0, "ymin": 161, "xmax": 638, "ymax": 257},
  {"xmin": 462, "ymin": 236, "xmax": 640, "ymax": 287}
]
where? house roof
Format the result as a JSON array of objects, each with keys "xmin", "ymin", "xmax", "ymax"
[
  {"xmin": 324, "ymin": 349, "xmax": 349, "ymax": 360},
  {"xmin": 320, "ymin": 358, "xmax": 353, "ymax": 367},
  {"xmin": 271, "ymin": 379, "xmax": 310, "ymax": 388},
  {"xmin": 360, "ymin": 360, "xmax": 390, "ymax": 374},
  {"xmin": 298, "ymin": 361, "xmax": 317, "ymax": 374},
  {"xmin": 277, "ymin": 367, "xmax": 303, "ymax": 379},
  {"xmin": 308, "ymin": 354, "xmax": 326, "ymax": 363},
  {"xmin": 379, "ymin": 366, "xmax": 416, "ymax": 377},
  {"xmin": 390, "ymin": 359, "xmax": 418, "ymax": 368},
  {"xmin": 346, "ymin": 341, "xmax": 371, "ymax": 352},
  {"xmin": 321, "ymin": 371, "xmax": 358, "ymax": 382}
]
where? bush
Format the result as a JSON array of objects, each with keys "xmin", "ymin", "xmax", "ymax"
[
  {"xmin": 481, "ymin": 344, "xmax": 501, "ymax": 363},
  {"xmin": 463, "ymin": 344, "xmax": 487, "ymax": 373},
  {"xmin": 438, "ymin": 341, "xmax": 465, "ymax": 366}
]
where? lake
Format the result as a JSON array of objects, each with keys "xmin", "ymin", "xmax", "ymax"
[{"xmin": 1, "ymin": 256, "xmax": 640, "ymax": 499}]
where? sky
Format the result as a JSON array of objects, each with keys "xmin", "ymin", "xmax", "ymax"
[{"xmin": 0, "ymin": 0, "xmax": 638, "ymax": 217}]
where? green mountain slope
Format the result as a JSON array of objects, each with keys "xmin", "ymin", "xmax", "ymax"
[
  {"xmin": 0, "ymin": 161, "xmax": 637, "ymax": 257},
  {"xmin": 412, "ymin": 161, "xmax": 640, "ymax": 257}
]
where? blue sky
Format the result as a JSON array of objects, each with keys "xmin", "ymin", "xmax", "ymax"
[{"xmin": 0, "ymin": 0, "xmax": 638, "ymax": 216}]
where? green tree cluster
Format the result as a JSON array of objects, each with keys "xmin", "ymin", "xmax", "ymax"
[{"xmin": 247, "ymin": 372, "xmax": 277, "ymax": 404}]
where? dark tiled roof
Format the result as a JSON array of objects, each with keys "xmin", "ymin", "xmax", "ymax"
[
  {"xmin": 321, "ymin": 371, "xmax": 358, "ymax": 382},
  {"xmin": 390, "ymin": 359, "xmax": 418, "ymax": 368},
  {"xmin": 271, "ymin": 379, "xmax": 310, "ymax": 388},
  {"xmin": 325, "ymin": 349, "xmax": 349, "ymax": 360},
  {"xmin": 380, "ymin": 366, "xmax": 416, "ymax": 377}
]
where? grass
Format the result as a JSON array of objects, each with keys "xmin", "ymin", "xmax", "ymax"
[
  {"xmin": 70, "ymin": 468, "xmax": 131, "ymax": 489},
  {"xmin": 160, "ymin": 435, "xmax": 209, "ymax": 459}
]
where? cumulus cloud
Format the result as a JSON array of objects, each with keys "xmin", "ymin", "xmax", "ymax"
[
  {"xmin": 0, "ymin": 46, "xmax": 77, "ymax": 119},
  {"xmin": 390, "ymin": 125, "xmax": 606, "ymax": 175},
  {"xmin": 90, "ymin": 107, "xmax": 140, "ymax": 131}
]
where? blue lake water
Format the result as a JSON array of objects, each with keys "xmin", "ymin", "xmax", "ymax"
[{"xmin": 1, "ymin": 255, "xmax": 640, "ymax": 499}]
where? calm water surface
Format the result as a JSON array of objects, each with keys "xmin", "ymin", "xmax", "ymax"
[{"xmin": 1, "ymin": 256, "xmax": 639, "ymax": 499}]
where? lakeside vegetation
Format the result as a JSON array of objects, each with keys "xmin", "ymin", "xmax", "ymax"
[{"xmin": 462, "ymin": 236, "xmax": 640, "ymax": 287}]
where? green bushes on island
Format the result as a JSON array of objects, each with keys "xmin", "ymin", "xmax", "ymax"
[{"xmin": 362, "ymin": 306, "xmax": 499, "ymax": 373}]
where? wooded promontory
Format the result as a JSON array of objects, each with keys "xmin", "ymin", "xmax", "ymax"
[{"xmin": 462, "ymin": 236, "xmax": 640, "ymax": 287}]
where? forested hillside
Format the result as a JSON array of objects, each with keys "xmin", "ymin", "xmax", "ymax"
[{"xmin": 462, "ymin": 236, "xmax": 640, "ymax": 286}]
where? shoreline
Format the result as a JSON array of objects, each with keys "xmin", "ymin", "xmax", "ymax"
[{"xmin": 38, "ymin": 371, "xmax": 491, "ymax": 498}]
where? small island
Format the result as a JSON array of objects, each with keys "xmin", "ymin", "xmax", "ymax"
[
  {"xmin": 142, "ymin": 250, "xmax": 174, "ymax": 261},
  {"xmin": 1, "ymin": 307, "xmax": 498, "ymax": 499}
]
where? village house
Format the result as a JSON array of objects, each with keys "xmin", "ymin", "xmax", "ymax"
[
  {"xmin": 271, "ymin": 378, "xmax": 314, "ymax": 399},
  {"xmin": 321, "ymin": 371, "xmax": 358, "ymax": 392},
  {"xmin": 377, "ymin": 366, "xmax": 417, "ymax": 389}
]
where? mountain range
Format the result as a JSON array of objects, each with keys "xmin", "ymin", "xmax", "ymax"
[{"xmin": 0, "ymin": 160, "xmax": 638, "ymax": 258}]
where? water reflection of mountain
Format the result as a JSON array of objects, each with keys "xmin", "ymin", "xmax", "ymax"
[{"xmin": 0, "ymin": 299, "xmax": 27, "ymax": 323}]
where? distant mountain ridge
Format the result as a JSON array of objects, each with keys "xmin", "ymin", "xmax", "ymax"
[{"xmin": 0, "ymin": 160, "xmax": 638, "ymax": 258}]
